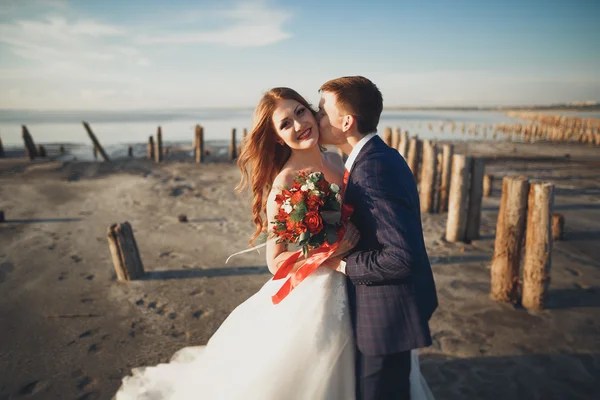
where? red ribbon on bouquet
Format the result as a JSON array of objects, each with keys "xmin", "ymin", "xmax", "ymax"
[{"xmin": 271, "ymin": 202, "xmax": 354, "ymax": 305}]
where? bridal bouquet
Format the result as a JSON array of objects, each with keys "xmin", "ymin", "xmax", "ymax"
[{"xmin": 271, "ymin": 171, "xmax": 342, "ymax": 259}]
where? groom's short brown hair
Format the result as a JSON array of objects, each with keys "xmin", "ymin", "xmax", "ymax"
[{"xmin": 319, "ymin": 76, "xmax": 383, "ymax": 135}]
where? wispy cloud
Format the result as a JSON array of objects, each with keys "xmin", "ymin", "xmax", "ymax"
[{"xmin": 135, "ymin": 1, "xmax": 292, "ymax": 47}]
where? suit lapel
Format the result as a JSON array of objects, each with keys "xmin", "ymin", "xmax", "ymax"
[{"xmin": 344, "ymin": 135, "xmax": 384, "ymax": 203}]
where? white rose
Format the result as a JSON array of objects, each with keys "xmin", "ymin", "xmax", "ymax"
[
  {"xmin": 282, "ymin": 204, "xmax": 293, "ymax": 213},
  {"xmin": 309, "ymin": 172, "xmax": 323, "ymax": 180},
  {"xmin": 330, "ymin": 183, "xmax": 340, "ymax": 193},
  {"xmin": 301, "ymin": 184, "xmax": 308, "ymax": 191},
  {"xmin": 307, "ymin": 181, "xmax": 315, "ymax": 190}
]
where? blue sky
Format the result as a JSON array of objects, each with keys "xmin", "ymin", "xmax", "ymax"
[{"xmin": 0, "ymin": 0, "xmax": 598, "ymax": 110}]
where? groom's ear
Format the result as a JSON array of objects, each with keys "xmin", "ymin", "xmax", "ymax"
[{"xmin": 342, "ymin": 115, "xmax": 355, "ymax": 133}]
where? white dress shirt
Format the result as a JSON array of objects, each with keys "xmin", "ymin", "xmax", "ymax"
[{"xmin": 344, "ymin": 132, "xmax": 377, "ymax": 172}]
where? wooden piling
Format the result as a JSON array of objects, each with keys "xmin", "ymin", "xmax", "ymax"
[
  {"xmin": 419, "ymin": 140, "xmax": 437, "ymax": 213},
  {"xmin": 82, "ymin": 121, "xmax": 110, "ymax": 161},
  {"xmin": 22, "ymin": 125, "xmax": 38, "ymax": 160},
  {"xmin": 406, "ymin": 137, "xmax": 421, "ymax": 181},
  {"xmin": 391, "ymin": 127, "xmax": 400, "ymax": 150},
  {"xmin": 522, "ymin": 182, "xmax": 555, "ymax": 310},
  {"xmin": 465, "ymin": 158, "xmax": 485, "ymax": 241},
  {"xmin": 154, "ymin": 126, "xmax": 163, "ymax": 163},
  {"xmin": 229, "ymin": 128, "xmax": 237, "ymax": 161},
  {"xmin": 490, "ymin": 176, "xmax": 530, "ymax": 303},
  {"xmin": 194, "ymin": 124, "xmax": 204, "ymax": 163},
  {"xmin": 483, "ymin": 174, "xmax": 493, "ymax": 197},
  {"xmin": 0, "ymin": 136, "xmax": 4, "ymax": 157},
  {"xmin": 147, "ymin": 136, "xmax": 155, "ymax": 160},
  {"xmin": 438, "ymin": 144, "xmax": 453, "ymax": 213},
  {"xmin": 382, "ymin": 127, "xmax": 392, "ymax": 147},
  {"xmin": 551, "ymin": 213, "xmax": 564, "ymax": 241},
  {"xmin": 445, "ymin": 154, "xmax": 472, "ymax": 242},
  {"xmin": 107, "ymin": 222, "xmax": 145, "ymax": 281},
  {"xmin": 398, "ymin": 130, "xmax": 409, "ymax": 158}
]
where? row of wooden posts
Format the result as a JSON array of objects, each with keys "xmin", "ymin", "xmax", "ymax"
[
  {"xmin": 377, "ymin": 126, "xmax": 563, "ymax": 311},
  {"xmin": 376, "ymin": 127, "xmax": 489, "ymax": 243},
  {"xmin": 490, "ymin": 177, "xmax": 559, "ymax": 310},
  {"xmin": 412, "ymin": 114, "xmax": 600, "ymax": 146},
  {"xmin": 7, "ymin": 123, "xmax": 248, "ymax": 163}
]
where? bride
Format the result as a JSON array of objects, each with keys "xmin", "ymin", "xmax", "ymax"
[{"xmin": 115, "ymin": 87, "xmax": 434, "ymax": 399}]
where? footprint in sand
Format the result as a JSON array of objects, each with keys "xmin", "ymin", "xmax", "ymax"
[
  {"xmin": 565, "ymin": 267, "xmax": 581, "ymax": 277},
  {"xmin": 168, "ymin": 312, "xmax": 177, "ymax": 320},
  {"xmin": 80, "ymin": 298, "xmax": 94, "ymax": 304},
  {"xmin": 87, "ymin": 343, "xmax": 100, "ymax": 354},
  {"xmin": 78, "ymin": 330, "xmax": 94, "ymax": 339},
  {"xmin": 17, "ymin": 380, "xmax": 50, "ymax": 396},
  {"xmin": 85, "ymin": 275, "xmax": 94, "ymax": 281},
  {"xmin": 58, "ymin": 272, "xmax": 68, "ymax": 281},
  {"xmin": 71, "ymin": 255, "xmax": 82, "ymax": 263},
  {"xmin": 76, "ymin": 376, "xmax": 94, "ymax": 391},
  {"xmin": 192, "ymin": 310, "xmax": 203, "ymax": 319}
]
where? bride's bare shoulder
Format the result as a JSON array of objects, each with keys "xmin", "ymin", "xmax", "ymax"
[{"xmin": 271, "ymin": 168, "xmax": 296, "ymax": 194}]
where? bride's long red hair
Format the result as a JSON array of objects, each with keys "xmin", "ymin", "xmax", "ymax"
[{"xmin": 237, "ymin": 87, "xmax": 317, "ymax": 245}]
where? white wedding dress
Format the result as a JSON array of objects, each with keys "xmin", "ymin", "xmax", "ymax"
[{"xmin": 115, "ymin": 267, "xmax": 434, "ymax": 399}]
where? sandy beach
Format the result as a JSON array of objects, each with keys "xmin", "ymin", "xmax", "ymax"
[{"xmin": 1, "ymin": 140, "xmax": 599, "ymax": 399}]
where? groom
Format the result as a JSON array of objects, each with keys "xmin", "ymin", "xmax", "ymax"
[{"xmin": 318, "ymin": 76, "xmax": 438, "ymax": 399}]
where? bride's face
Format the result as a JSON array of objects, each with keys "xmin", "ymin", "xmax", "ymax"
[{"xmin": 272, "ymin": 99, "xmax": 319, "ymax": 151}]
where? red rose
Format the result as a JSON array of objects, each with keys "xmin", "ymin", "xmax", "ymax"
[
  {"xmin": 317, "ymin": 179, "xmax": 330, "ymax": 194},
  {"xmin": 294, "ymin": 222, "xmax": 307, "ymax": 235},
  {"xmin": 306, "ymin": 195, "xmax": 324, "ymax": 211},
  {"xmin": 303, "ymin": 211, "xmax": 323, "ymax": 234}
]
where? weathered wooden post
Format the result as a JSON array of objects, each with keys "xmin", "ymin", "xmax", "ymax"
[
  {"xmin": 406, "ymin": 137, "xmax": 421, "ymax": 181},
  {"xmin": 0, "ymin": 136, "xmax": 4, "ymax": 157},
  {"xmin": 107, "ymin": 222, "xmax": 145, "ymax": 281},
  {"xmin": 22, "ymin": 125, "xmax": 38, "ymax": 160},
  {"xmin": 0, "ymin": 210, "xmax": 4, "ymax": 223},
  {"xmin": 82, "ymin": 121, "xmax": 110, "ymax": 161},
  {"xmin": 147, "ymin": 136, "xmax": 155, "ymax": 160},
  {"xmin": 490, "ymin": 176, "xmax": 529, "ymax": 303},
  {"xmin": 522, "ymin": 182, "xmax": 555, "ymax": 310},
  {"xmin": 438, "ymin": 144, "xmax": 454, "ymax": 213},
  {"xmin": 37, "ymin": 145, "xmax": 47, "ymax": 157},
  {"xmin": 398, "ymin": 130, "xmax": 409, "ymax": 158},
  {"xmin": 419, "ymin": 140, "xmax": 437, "ymax": 213},
  {"xmin": 445, "ymin": 154, "xmax": 472, "ymax": 242},
  {"xmin": 391, "ymin": 127, "xmax": 400, "ymax": 150},
  {"xmin": 465, "ymin": 158, "xmax": 485, "ymax": 241},
  {"xmin": 194, "ymin": 124, "xmax": 204, "ymax": 163},
  {"xmin": 154, "ymin": 126, "xmax": 163, "ymax": 163},
  {"xmin": 483, "ymin": 174, "xmax": 493, "ymax": 197},
  {"xmin": 93, "ymin": 146, "xmax": 98, "ymax": 160},
  {"xmin": 229, "ymin": 128, "xmax": 237, "ymax": 161},
  {"xmin": 551, "ymin": 213, "xmax": 564, "ymax": 241},
  {"xmin": 382, "ymin": 127, "xmax": 392, "ymax": 147},
  {"xmin": 60, "ymin": 145, "xmax": 65, "ymax": 155},
  {"xmin": 128, "ymin": 146, "xmax": 133, "ymax": 157}
]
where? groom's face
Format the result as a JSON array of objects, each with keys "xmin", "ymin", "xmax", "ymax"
[{"xmin": 317, "ymin": 91, "xmax": 346, "ymax": 145}]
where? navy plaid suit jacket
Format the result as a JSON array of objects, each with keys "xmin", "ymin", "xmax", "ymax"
[{"xmin": 344, "ymin": 135, "xmax": 438, "ymax": 356}]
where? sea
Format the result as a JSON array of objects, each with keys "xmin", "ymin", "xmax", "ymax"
[{"xmin": 1, "ymin": 109, "xmax": 598, "ymax": 161}]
